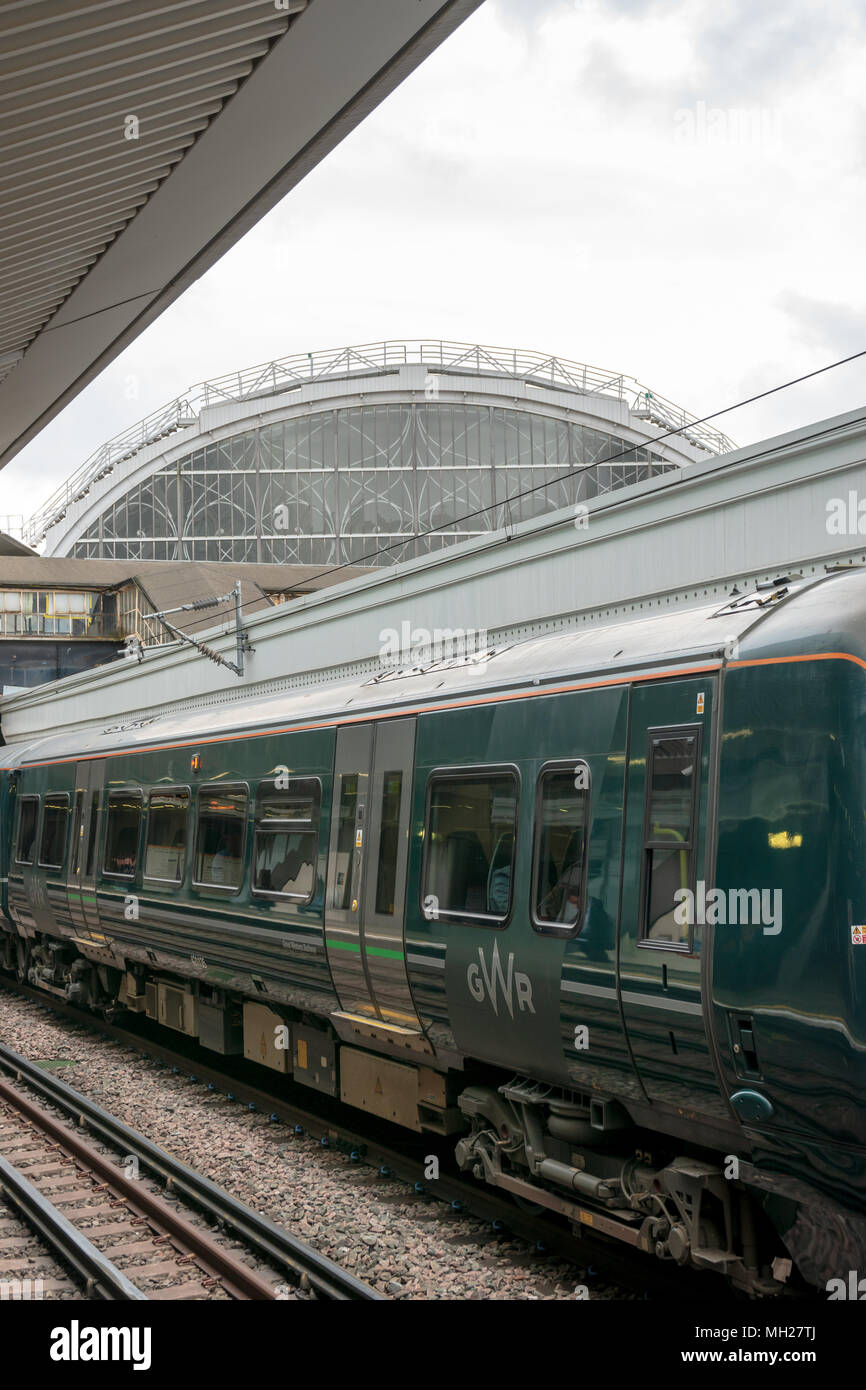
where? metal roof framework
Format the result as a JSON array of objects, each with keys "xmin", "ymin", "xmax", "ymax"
[
  {"xmin": 24, "ymin": 338, "xmax": 737, "ymax": 547},
  {"xmin": 0, "ymin": 0, "xmax": 483, "ymax": 467}
]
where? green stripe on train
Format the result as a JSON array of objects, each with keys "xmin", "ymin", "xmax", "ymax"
[{"xmin": 325, "ymin": 938, "xmax": 404, "ymax": 961}]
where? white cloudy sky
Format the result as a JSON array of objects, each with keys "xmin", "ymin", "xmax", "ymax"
[{"xmin": 3, "ymin": 0, "xmax": 866, "ymax": 524}]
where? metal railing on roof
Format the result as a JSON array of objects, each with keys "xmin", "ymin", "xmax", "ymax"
[{"xmin": 24, "ymin": 340, "xmax": 736, "ymax": 546}]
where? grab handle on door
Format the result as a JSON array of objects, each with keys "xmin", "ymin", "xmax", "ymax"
[{"xmin": 731, "ymin": 1014, "xmax": 760, "ymax": 1076}]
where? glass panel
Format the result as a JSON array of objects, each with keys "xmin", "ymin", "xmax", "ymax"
[
  {"xmin": 258, "ymin": 783, "xmax": 319, "ymax": 825},
  {"xmin": 39, "ymin": 796, "xmax": 69, "ymax": 869},
  {"xmin": 646, "ymin": 735, "xmax": 696, "ymax": 843},
  {"xmin": 194, "ymin": 788, "xmax": 247, "ymax": 889},
  {"xmin": 333, "ymin": 774, "xmax": 359, "ymax": 910},
  {"xmin": 534, "ymin": 768, "xmax": 589, "ymax": 927},
  {"xmin": 16, "ymin": 798, "xmax": 38, "ymax": 864},
  {"xmin": 71, "ymin": 790, "xmax": 85, "ymax": 872},
  {"xmin": 254, "ymin": 829, "xmax": 317, "ymax": 898},
  {"xmin": 145, "ymin": 791, "xmax": 189, "ymax": 881},
  {"xmin": 253, "ymin": 781, "xmax": 320, "ymax": 899},
  {"xmin": 104, "ymin": 793, "xmax": 141, "ymax": 877},
  {"xmin": 645, "ymin": 846, "xmax": 691, "ymax": 945},
  {"xmin": 374, "ymin": 771, "xmax": 402, "ymax": 915},
  {"xmin": 85, "ymin": 793, "xmax": 100, "ymax": 876},
  {"xmin": 424, "ymin": 774, "xmax": 517, "ymax": 919},
  {"xmin": 642, "ymin": 730, "xmax": 699, "ymax": 945}
]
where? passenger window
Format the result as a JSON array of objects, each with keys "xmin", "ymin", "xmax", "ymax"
[
  {"xmin": 15, "ymin": 797, "xmax": 39, "ymax": 865},
  {"xmin": 641, "ymin": 730, "xmax": 699, "ymax": 947},
  {"xmin": 423, "ymin": 771, "xmax": 518, "ymax": 922},
  {"xmin": 194, "ymin": 786, "xmax": 247, "ymax": 890},
  {"xmin": 39, "ymin": 795, "xmax": 69, "ymax": 869},
  {"xmin": 103, "ymin": 792, "xmax": 142, "ymax": 878},
  {"xmin": 253, "ymin": 780, "xmax": 320, "ymax": 901},
  {"xmin": 533, "ymin": 764, "xmax": 590, "ymax": 932},
  {"xmin": 145, "ymin": 790, "xmax": 189, "ymax": 882},
  {"xmin": 375, "ymin": 772, "xmax": 403, "ymax": 915}
]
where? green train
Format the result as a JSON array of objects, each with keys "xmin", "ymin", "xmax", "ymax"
[{"xmin": 2, "ymin": 566, "xmax": 866, "ymax": 1297}]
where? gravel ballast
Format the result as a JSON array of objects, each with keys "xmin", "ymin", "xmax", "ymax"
[{"xmin": 0, "ymin": 989, "xmax": 633, "ymax": 1300}]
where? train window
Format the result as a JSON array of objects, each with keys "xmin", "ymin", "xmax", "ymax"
[
  {"xmin": 423, "ymin": 769, "xmax": 518, "ymax": 924},
  {"xmin": 332, "ymin": 773, "xmax": 360, "ymax": 910},
  {"xmin": 375, "ymin": 771, "xmax": 403, "ymax": 915},
  {"xmin": 38, "ymin": 794, "xmax": 69, "ymax": 870},
  {"xmin": 194, "ymin": 786, "xmax": 248, "ymax": 891},
  {"xmin": 532, "ymin": 763, "xmax": 590, "ymax": 934},
  {"xmin": 641, "ymin": 729, "xmax": 700, "ymax": 948},
  {"xmin": 15, "ymin": 796, "xmax": 39, "ymax": 865},
  {"xmin": 69, "ymin": 791, "xmax": 85, "ymax": 875},
  {"xmin": 144, "ymin": 789, "xmax": 190, "ymax": 883},
  {"xmin": 85, "ymin": 793, "xmax": 100, "ymax": 877},
  {"xmin": 103, "ymin": 792, "xmax": 142, "ymax": 878},
  {"xmin": 253, "ymin": 779, "xmax": 320, "ymax": 901}
]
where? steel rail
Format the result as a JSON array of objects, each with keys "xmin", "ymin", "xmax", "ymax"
[
  {"xmin": 0, "ymin": 1072, "xmax": 279, "ymax": 1300},
  {"xmin": 0, "ymin": 1151, "xmax": 148, "ymax": 1301},
  {"xmin": 0, "ymin": 1038, "xmax": 382, "ymax": 1301}
]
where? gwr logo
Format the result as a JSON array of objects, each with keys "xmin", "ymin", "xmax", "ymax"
[{"xmin": 467, "ymin": 941, "xmax": 535, "ymax": 1018}]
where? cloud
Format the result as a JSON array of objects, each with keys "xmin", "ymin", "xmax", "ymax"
[{"xmin": 779, "ymin": 292, "xmax": 866, "ymax": 358}]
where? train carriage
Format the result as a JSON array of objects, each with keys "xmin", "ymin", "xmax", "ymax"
[{"xmin": 3, "ymin": 566, "xmax": 866, "ymax": 1295}]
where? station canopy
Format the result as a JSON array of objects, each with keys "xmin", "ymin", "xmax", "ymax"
[{"xmin": 0, "ymin": 0, "xmax": 481, "ymax": 469}]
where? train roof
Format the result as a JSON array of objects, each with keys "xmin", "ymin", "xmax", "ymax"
[{"xmin": 3, "ymin": 567, "xmax": 864, "ymax": 769}]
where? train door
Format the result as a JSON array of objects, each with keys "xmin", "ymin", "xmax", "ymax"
[
  {"xmin": 324, "ymin": 718, "xmax": 427, "ymax": 1039},
  {"xmin": 66, "ymin": 761, "xmax": 104, "ymax": 940},
  {"xmin": 618, "ymin": 676, "xmax": 728, "ymax": 1120}
]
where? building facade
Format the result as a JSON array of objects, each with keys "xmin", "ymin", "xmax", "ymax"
[
  {"xmin": 0, "ymin": 557, "xmax": 367, "ymax": 694},
  {"xmin": 28, "ymin": 342, "xmax": 734, "ymax": 566}
]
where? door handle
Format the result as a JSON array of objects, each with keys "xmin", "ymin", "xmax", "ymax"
[{"xmin": 731, "ymin": 1014, "xmax": 760, "ymax": 1076}]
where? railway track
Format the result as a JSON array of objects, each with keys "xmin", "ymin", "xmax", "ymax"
[
  {"xmin": 0, "ymin": 1034, "xmax": 382, "ymax": 1301},
  {"xmin": 0, "ymin": 979, "xmax": 730, "ymax": 1301}
]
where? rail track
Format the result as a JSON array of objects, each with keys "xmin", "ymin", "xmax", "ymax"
[
  {"xmin": 0, "ymin": 978, "xmax": 732, "ymax": 1301},
  {"xmin": 0, "ymin": 1033, "xmax": 382, "ymax": 1301}
]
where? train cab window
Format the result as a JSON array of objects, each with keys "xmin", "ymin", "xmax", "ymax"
[
  {"xmin": 38, "ymin": 795, "xmax": 69, "ymax": 870},
  {"xmin": 423, "ymin": 770, "xmax": 518, "ymax": 923},
  {"xmin": 532, "ymin": 763, "xmax": 590, "ymax": 934},
  {"xmin": 103, "ymin": 792, "xmax": 142, "ymax": 878},
  {"xmin": 253, "ymin": 780, "xmax": 320, "ymax": 901},
  {"xmin": 641, "ymin": 729, "xmax": 699, "ymax": 948},
  {"xmin": 144, "ymin": 790, "xmax": 190, "ymax": 883},
  {"xmin": 15, "ymin": 796, "xmax": 39, "ymax": 865},
  {"xmin": 194, "ymin": 786, "xmax": 247, "ymax": 891}
]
